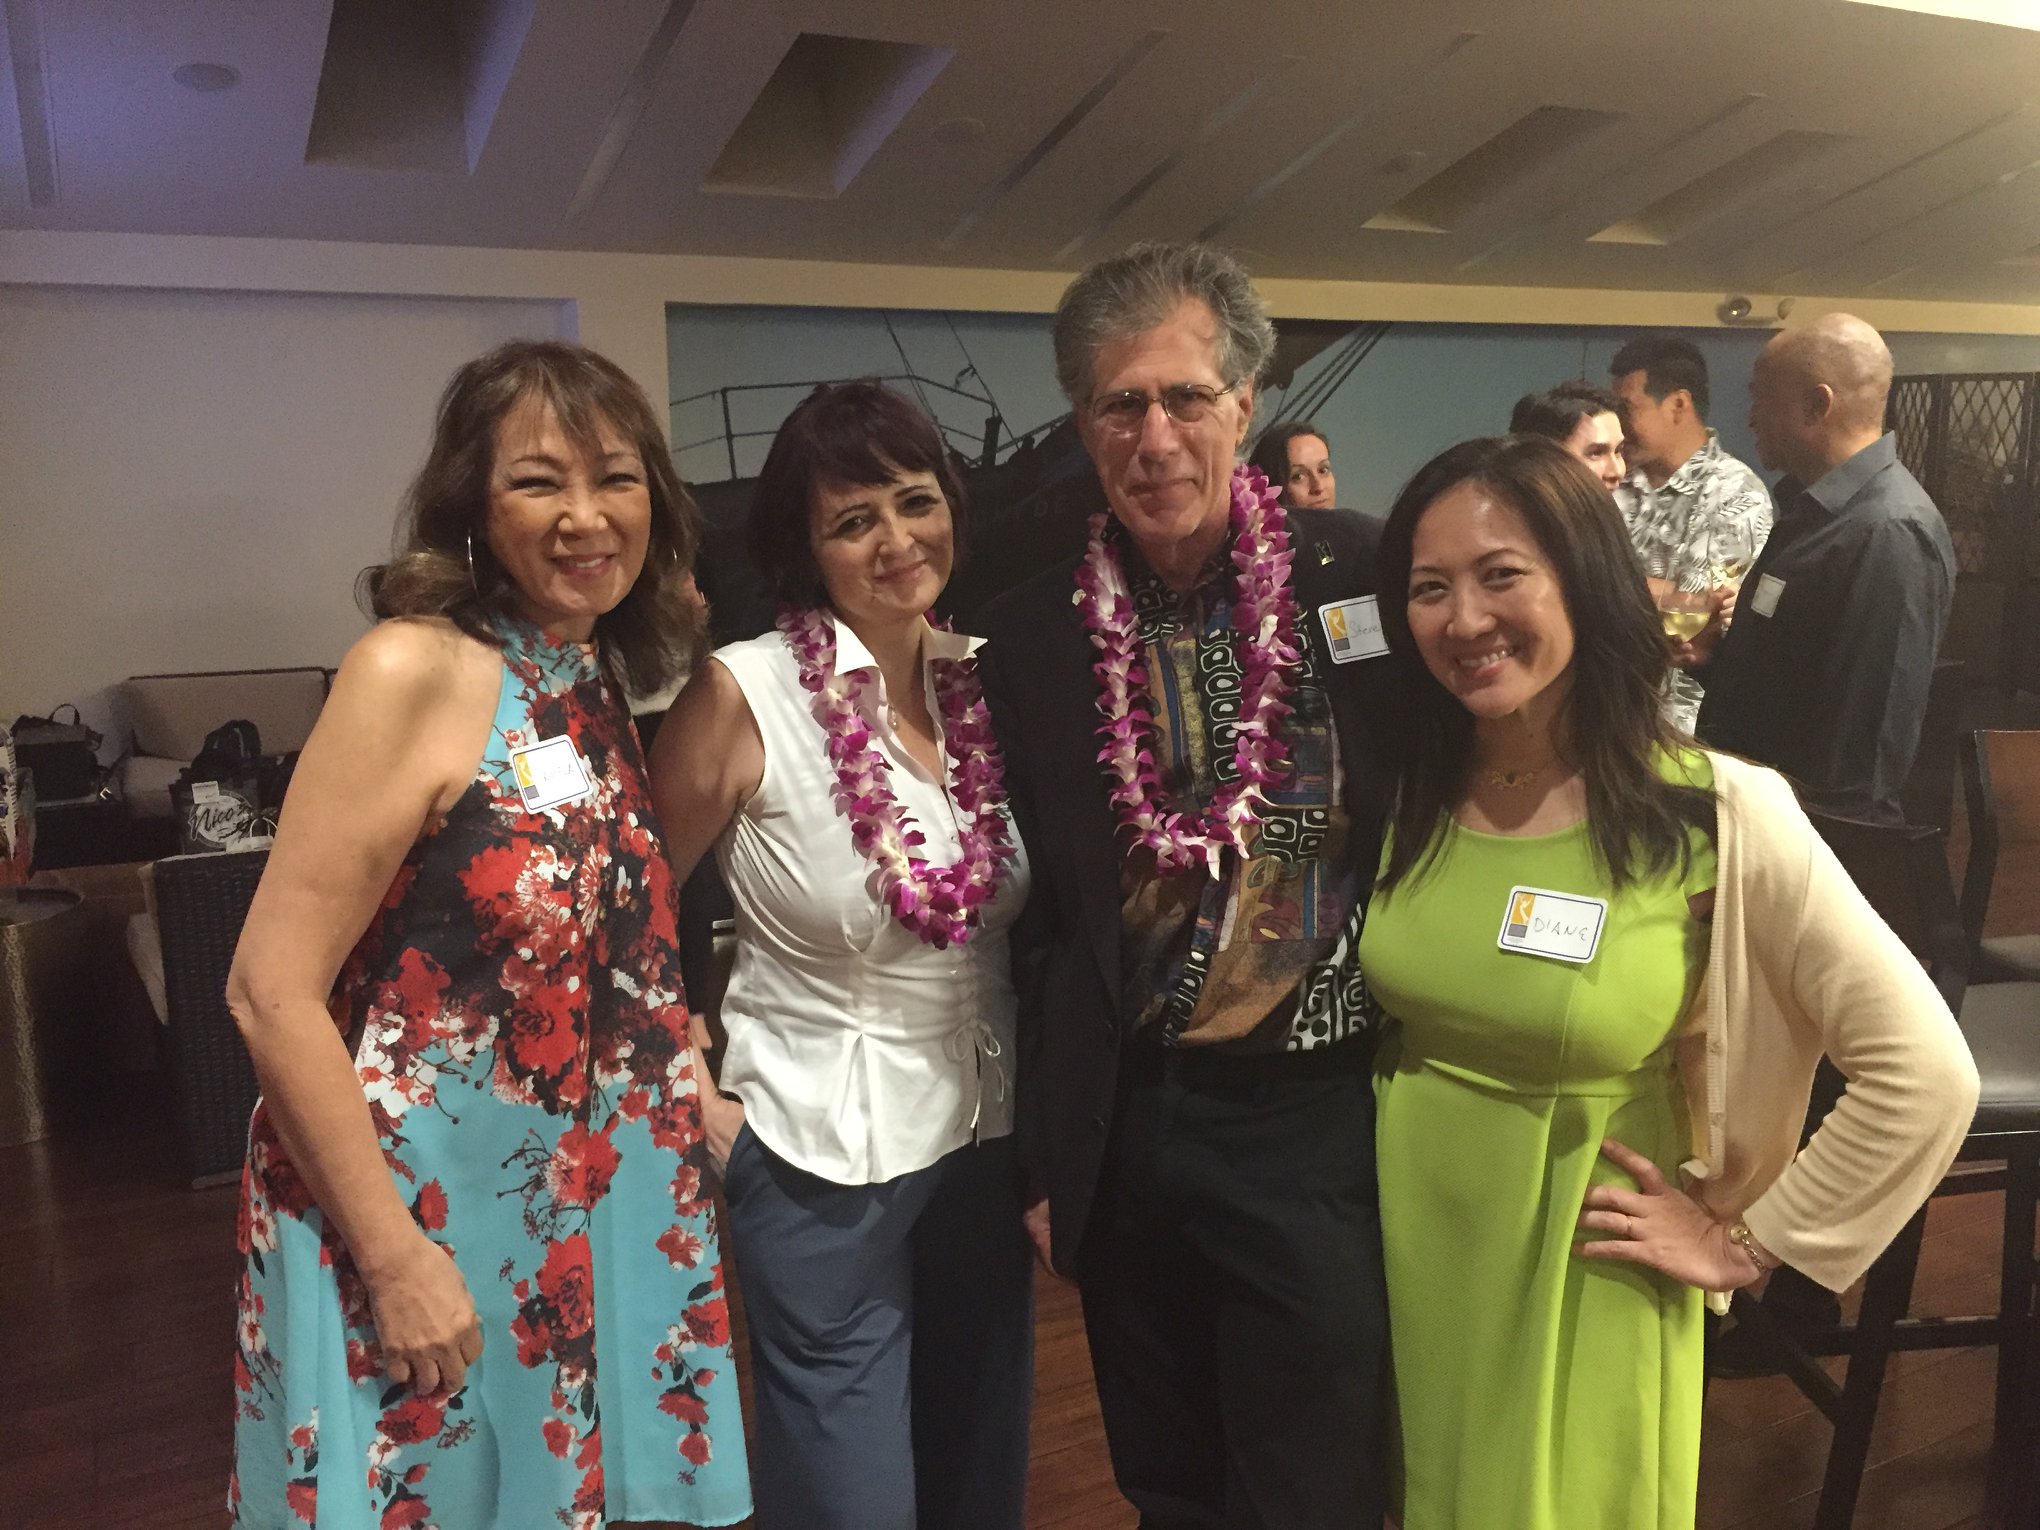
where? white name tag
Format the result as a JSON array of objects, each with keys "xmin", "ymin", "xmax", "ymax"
[
  {"xmin": 1750, "ymin": 574, "xmax": 1786, "ymax": 618},
  {"xmin": 1496, "ymin": 884, "xmax": 1608, "ymax": 964},
  {"xmin": 509, "ymin": 735, "xmax": 594, "ymax": 812},
  {"xmin": 1318, "ymin": 596, "xmax": 1389, "ymax": 664}
]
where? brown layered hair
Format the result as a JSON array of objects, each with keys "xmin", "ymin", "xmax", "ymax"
[
  {"xmin": 1373, "ymin": 435, "xmax": 1712, "ymax": 892},
  {"xmin": 360, "ymin": 340, "xmax": 702, "ymax": 696}
]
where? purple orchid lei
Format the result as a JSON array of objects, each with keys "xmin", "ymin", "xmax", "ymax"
[
  {"xmin": 1072, "ymin": 464, "xmax": 1302, "ymax": 878},
  {"xmin": 776, "ymin": 605, "xmax": 1016, "ymax": 948}
]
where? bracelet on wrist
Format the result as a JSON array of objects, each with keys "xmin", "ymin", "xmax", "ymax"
[{"xmin": 1725, "ymin": 1219, "xmax": 1776, "ymax": 1277}]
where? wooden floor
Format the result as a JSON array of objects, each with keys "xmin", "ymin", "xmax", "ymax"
[
  {"xmin": 0, "ymin": 1076, "xmax": 2011, "ymax": 1530},
  {"xmin": 6, "ymin": 818, "xmax": 2035, "ymax": 1528}
]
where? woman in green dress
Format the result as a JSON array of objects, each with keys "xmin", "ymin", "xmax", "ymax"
[{"xmin": 1358, "ymin": 436, "xmax": 1977, "ymax": 1529}]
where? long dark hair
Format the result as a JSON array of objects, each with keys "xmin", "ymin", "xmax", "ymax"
[
  {"xmin": 360, "ymin": 340, "xmax": 702, "ymax": 697},
  {"xmin": 1374, "ymin": 435, "xmax": 1711, "ymax": 892}
]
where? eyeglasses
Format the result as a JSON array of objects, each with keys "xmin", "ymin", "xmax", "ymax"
[{"xmin": 1086, "ymin": 382, "xmax": 1240, "ymax": 436}]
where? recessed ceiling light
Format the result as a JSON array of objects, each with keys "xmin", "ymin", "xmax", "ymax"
[
  {"xmin": 1843, "ymin": 0, "xmax": 2040, "ymax": 32},
  {"xmin": 172, "ymin": 62, "xmax": 240, "ymax": 92}
]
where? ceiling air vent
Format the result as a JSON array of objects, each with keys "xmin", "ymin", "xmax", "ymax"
[
  {"xmin": 305, "ymin": 0, "xmax": 535, "ymax": 172},
  {"xmin": 703, "ymin": 32, "xmax": 953, "ymax": 199},
  {"xmin": 1592, "ymin": 130, "xmax": 1846, "ymax": 245},
  {"xmin": 1365, "ymin": 106, "xmax": 1619, "ymax": 234}
]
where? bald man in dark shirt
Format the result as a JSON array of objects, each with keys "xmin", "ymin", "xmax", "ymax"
[{"xmin": 1693, "ymin": 314, "xmax": 1954, "ymax": 826}]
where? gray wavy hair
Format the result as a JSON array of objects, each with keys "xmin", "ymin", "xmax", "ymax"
[{"xmin": 1051, "ymin": 241, "xmax": 1278, "ymax": 406}]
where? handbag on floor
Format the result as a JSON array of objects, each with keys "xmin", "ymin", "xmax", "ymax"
[
  {"xmin": 171, "ymin": 719, "xmax": 268, "ymax": 854},
  {"xmin": 8, "ymin": 704, "xmax": 102, "ymax": 800}
]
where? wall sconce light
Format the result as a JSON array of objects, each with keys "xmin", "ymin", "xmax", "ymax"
[{"xmin": 1717, "ymin": 295, "xmax": 1796, "ymax": 327}]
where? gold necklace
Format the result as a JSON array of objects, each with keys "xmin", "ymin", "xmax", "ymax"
[{"xmin": 1482, "ymin": 760, "xmax": 1557, "ymax": 790}]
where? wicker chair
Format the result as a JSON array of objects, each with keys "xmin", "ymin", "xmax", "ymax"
[{"xmin": 153, "ymin": 848, "xmax": 267, "ymax": 1186}]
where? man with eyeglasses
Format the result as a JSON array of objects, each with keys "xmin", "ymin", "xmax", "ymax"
[{"xmin": 978, "ymin": 241, "xmax": 1393, "ymax": 1529}]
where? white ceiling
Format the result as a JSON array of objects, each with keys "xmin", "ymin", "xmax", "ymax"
[{"xmin": 5, "ymin": 0, "xmax": 2040, "ymax": 304}]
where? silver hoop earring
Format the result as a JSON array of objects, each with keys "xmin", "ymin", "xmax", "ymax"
[{"xmin": 465, "ymin": 531, "xmax": 480, "ymax": 594}]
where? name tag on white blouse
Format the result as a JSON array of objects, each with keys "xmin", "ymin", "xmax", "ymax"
[
  {"xmin": 1496, "ymin": 885, "xmax": 1608, "ymax": 964},
  {"xmin": 1750, "ymin": 574, "xmax": 1786, "ymax": 618},
  {"xmin": 509, "ymin": 735, "xmax": 594, "ymax": 812},
  {"xmin": 1318, "ymin": 596, "xmax": 1389, "ymax": 663}
]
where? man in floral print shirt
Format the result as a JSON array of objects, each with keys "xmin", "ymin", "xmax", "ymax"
[{"xmin": 1611, "ymin": 333, "xmax": 1774, "ymax": 732}]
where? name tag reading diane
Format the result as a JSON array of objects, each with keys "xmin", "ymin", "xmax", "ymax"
[
  {"xmin": 510, "ymin": 735, "xmax": 595, "ymax": 813},
  {"xmin": 1495, "ymin": 885, "xmax": 1609, "ymax": 965}
]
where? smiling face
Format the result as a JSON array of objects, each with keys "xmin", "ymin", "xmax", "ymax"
[
  {"xmin": 485, "ymin": 397, "xmax": 651, "ymax": 641},
  {"xmin": 809, "ymin": 465, "xmax": 955, "ymax": 632},
  {"xmin": 1561, "ymin": 410, "xmax": 1627, "ymax": 491},
  {"xmin": 1405, "ymin": 478, "xmax": 1576, "ymax": 725},
  {"xmin": 1076, "ymin": 296, "xmax": 1253, "ymax": 565},
  {"xmin": 1283, "ymin": 432, "xmax": 1336, "ymax": 508}
]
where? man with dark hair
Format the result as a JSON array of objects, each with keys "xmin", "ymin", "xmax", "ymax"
[
  {"xmin": 978, "ymin": 240, "xmax": 1392, "ymax": 1529},
  {"xmin": 1509, "ymin": 380, "xmax": 1627, "ymax": 490},
  {"xmin": 1610, "ymin": 332, "xmax": 1773, "ymax": 729}
]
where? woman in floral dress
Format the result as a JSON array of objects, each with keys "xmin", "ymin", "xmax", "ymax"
[{"xmin": 226, "ymin": 341, "xmax": 749, "ymax": 1529}]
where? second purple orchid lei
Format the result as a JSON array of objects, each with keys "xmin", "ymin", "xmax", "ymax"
[
  {"xmin": 777, "ymin": 605, "xmax": 1016, "ymax": 948},
  {"xmin": 1072, "ymin": 464, "xmax": 1301, "ymax": 878}
]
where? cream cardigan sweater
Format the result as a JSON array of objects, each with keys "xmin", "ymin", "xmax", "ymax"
[{"xmin": 1676, "ymin": 751, "xmax": 1979, "ymax": 1300}]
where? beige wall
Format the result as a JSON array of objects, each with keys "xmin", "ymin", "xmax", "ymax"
[
  {"xmin": 5, "ymin": 225, "xmax": 2040, "ymax": 744},
  {"xmin": 0, "ymin": 283, "xmax": 564, "ymax": 735}
]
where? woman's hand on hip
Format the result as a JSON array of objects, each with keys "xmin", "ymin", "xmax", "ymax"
[
  {"xmin": 1574, "ymin": 1138, "xmax": 1764, "ymax": 1291},
  {"xmin": 362, "ymin": 1231, "xmax": 484, "ymax": 1396}
]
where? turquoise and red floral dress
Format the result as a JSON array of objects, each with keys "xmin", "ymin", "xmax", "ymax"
[{"xmin": 230, "ymin": 618, "xmax": 750, "ymax": 1530}]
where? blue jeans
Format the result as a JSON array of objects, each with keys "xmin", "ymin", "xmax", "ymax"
[{"xmin": 721, "ymin": 1129, "xmax": 1034, "ymax": 1530}]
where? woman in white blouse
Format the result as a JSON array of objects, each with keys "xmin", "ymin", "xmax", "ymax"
[{"xmin": 648, "ymin": 381, "xmax": 1032, "ymax": 1530}]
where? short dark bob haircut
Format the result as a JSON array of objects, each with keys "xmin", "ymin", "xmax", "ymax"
[
  {"xmin": 360, "ymin": 339, "xmax": 702, "ymax": 697},
  {"xmin": 747, "ymin": 380, "xmax": 969, "ymax": 610},
  {"xmin": 1373, "ymin": 435, "xmax": 1712, "ymax": 893},
  {"xmin": 1508, "ymin": 380, "xmax": 1625, "ymax": 444},
  {"xmin": 1247, "ymin": 420, "xmax": 1333, "ymax": 503}
]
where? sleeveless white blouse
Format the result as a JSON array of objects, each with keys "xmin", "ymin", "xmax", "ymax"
[{"xmin": 709, "ymin": 617, "xmax": 1029, "ymax": 1185}]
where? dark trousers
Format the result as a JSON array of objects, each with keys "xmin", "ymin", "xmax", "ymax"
[
  {"xmin": 1077, "ymin": 1039, "xmax": 1388, "ymax": 1530},
  {"xmin": 722, "ymin": 1130, "xmax": 1035, "ymax": 1530}
]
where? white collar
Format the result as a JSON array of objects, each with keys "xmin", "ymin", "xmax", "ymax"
[{"xmin": 830, "ymin": 613, "xmax": 987, "ymax": 680}]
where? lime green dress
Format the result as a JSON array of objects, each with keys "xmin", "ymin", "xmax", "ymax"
[{"xmin": 1359, "ymin": 755, "xmax": 1714, "ymax": 1530}]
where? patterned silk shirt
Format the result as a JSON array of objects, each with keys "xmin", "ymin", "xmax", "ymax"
[
  {"xmin": 1615, "ymin": 430, "xmax": 1774, "ymax": 729},
  {"xmin": 1114, "ymin": 536, "xmax": 1371, "ymax": 1054}
]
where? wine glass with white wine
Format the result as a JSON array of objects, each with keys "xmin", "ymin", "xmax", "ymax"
[
  {"xmin": 1657, "ymin": 586, "xmax": 1712, "ymax": 644},
  {"xmin": 1709, "ymin": 521, "xmax": 1756, "ymax": 590}
]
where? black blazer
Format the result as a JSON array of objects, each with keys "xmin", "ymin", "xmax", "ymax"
[{"xmin": 977, "ymin": 506, "xmax": 1399, "ymax": 1272}]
